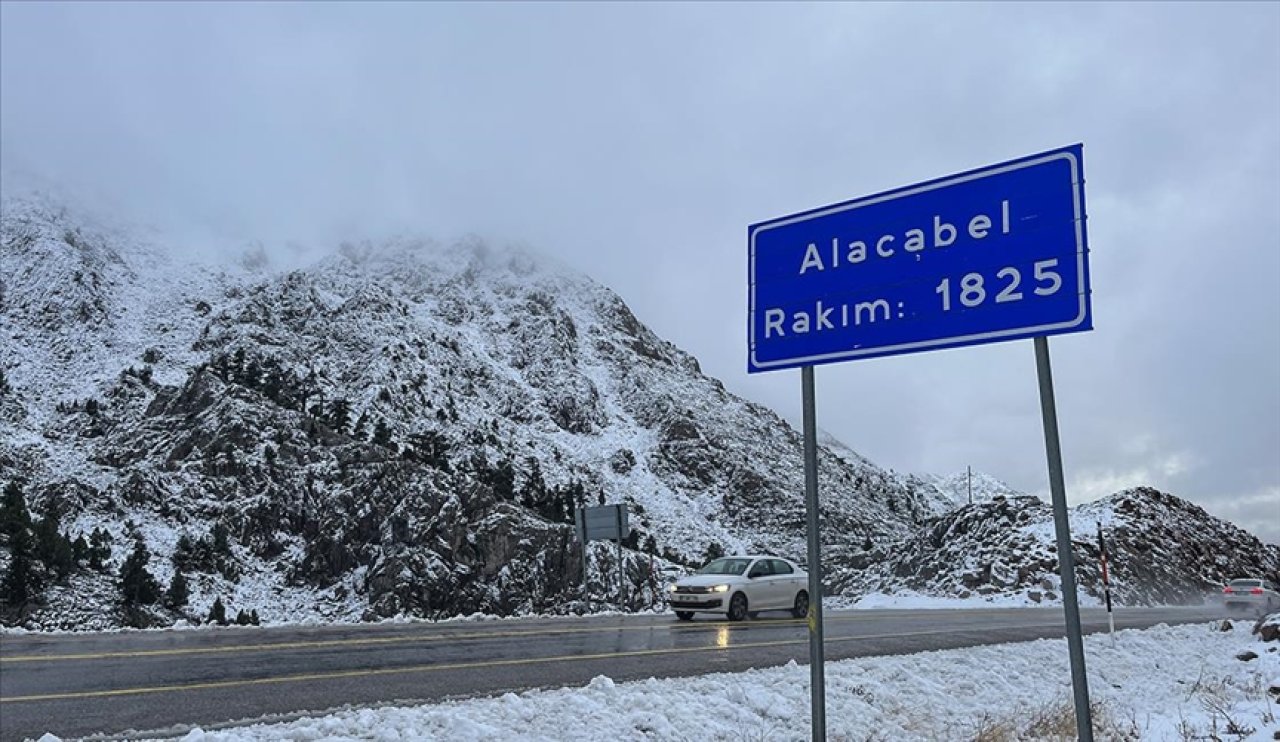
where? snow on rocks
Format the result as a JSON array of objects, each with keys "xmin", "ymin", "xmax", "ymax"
[
  {"xmin": 830, "ymin": 487, "xmax": 1280, "ymax": 608},
  {"xmin": 1256, "ymin": 612, "xmax": 1280, "ymax": 643},
  {"xmin": 2, "ymin": 193, "xmax": 932, "ymax": 631}
]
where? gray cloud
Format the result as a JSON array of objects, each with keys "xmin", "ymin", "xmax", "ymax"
[{"xmin": 3, "ymin": 3, "xmax": 1277, "ymax": 542}]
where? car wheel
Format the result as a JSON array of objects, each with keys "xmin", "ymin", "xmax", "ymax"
[
  {"xmin": 675, "ymin": 611, "xmax": 694, "ymax": 621},
  {"xmin": 792, "ymin": 590, "xmax": 809, "ymax": 619},
  {"xmin": 728, "ymin": 593, "xmax": 749, "ymax": 622}
]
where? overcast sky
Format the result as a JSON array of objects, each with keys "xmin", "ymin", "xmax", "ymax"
[{"xmin": 3, "ymin": 3, "xmax": 1277, "ymax": 543}]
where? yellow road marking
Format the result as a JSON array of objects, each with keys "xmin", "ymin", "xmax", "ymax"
[
  {"xmin": 0, "ymin": 608, "xmax": 1040, "ymax": 665},
  {"xmin": 0, "ymin": 622, "xmax": 1072, "ymax": 704}
]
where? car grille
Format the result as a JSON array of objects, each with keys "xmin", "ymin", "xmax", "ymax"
[{"xmin": 674, "ymin": 586, "xmax": 716, "ymax": 594}]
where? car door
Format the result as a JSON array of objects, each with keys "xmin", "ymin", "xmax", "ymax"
[
  {"xmin": 745, "ymin": 559, "xmax": 774, "ymax": 608},
  {"xmin": 769, "ymin": 559, "xmax": 800, "ymax": 608}
]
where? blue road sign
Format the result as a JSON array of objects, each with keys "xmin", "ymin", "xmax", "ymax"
[{"xmin": 748, "ymin": 145, "xmax": 1091, "ymax": 373}]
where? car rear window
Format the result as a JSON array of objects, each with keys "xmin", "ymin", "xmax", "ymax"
[{"xmin": 1228, "ymin": 579, "xmax": 1262, "ymax": 588}]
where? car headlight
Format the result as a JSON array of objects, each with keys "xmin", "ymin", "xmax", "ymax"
[
  {"xmin": 712, "ymin": 584, "xmax": 730, "ymax": 593},
  {"xmin": 668, "ymin": 584, "xmax": 679, "ymax": 593}
]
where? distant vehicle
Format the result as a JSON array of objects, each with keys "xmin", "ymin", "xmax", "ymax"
[
  {"xmin": 1222, "ymin": 578, "xmax": 1280, "ymax": 617},
  {"xmin": 666, "ymin": 555, "xmax": 808, "ymax": 622}
]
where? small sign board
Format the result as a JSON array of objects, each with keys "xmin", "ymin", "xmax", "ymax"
[
  {"xmin": 575, "ymin": 503, "xmax": 629, "ymax": 543},
  {"xmin": 748, "ymin": 144, "xmax": 1091, "ymax": 372}
]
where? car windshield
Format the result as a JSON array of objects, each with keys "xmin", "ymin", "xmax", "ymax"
[
  {"xmin": 695, "ymin": 558, "xmax": 752, "ymax": 576},
  {"xmin": 1229, "ymin": 579, "xmax": 1262, "ymax": 588}
]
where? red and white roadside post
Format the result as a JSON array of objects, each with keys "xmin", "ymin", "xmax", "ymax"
[{"xmin": 1097, "ymin": 521, "xmax": 1115, "ymax": 645}]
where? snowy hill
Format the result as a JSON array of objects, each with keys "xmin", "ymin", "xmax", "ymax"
[
  {"xmin": 3, "ymin": 190, "xmax": 1273, "ymax": 630},
  {"xmin": 0, "ymin": 192, "xmax": 943, "ymax": 629},
  {"xmin": 828, "ymin": 487, "xmax": 1280, "ymax": 606}
]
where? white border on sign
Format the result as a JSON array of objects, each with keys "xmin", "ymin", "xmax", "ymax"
[{"xmin": 748, "ymin": 151, "xmax": 1088, "ymax": 370}]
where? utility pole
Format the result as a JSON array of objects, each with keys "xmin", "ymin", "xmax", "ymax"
[{"xmin": 967, "ymin": 465, "xmax": 972, "ymax": 505}]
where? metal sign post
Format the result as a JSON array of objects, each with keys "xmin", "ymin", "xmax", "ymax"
[
  {"xmin": 748, "ymin": 145, "xmax": 1094, "ymax": 742},
  {"xmin": 1034, "ymin": 337, "xmax": 1094, "ymax": 741},
  {"xmin": 801, "ymin": 366, "xmax": 826, "ymax": 741},
  {"xmin": 574, "ymin": 508, "xmax": 589, "ymax": 601},
  {"xmin": 615, "ymin": 505, "xmax": 626, "ymax": 607},
  {"xmin": 576, "ymin": 504, "xmax": 630, "ymax": 607}
]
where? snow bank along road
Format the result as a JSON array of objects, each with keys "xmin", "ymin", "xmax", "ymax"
[{"xmin": 0, "ymin": 606, "xmax": 1217, "ymax": 741}]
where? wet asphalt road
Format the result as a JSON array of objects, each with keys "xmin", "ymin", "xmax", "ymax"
[{"xmin": 0, "ymin": 606, "xmax": 1219, "ymax": 741}]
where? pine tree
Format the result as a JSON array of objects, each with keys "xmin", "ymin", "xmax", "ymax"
[
  {"xmin": 703, "ymin": 542, "xmax": 725, "ymax": 562},
  {"xmin": 118, "ymin": 538, "xmax": 160, "ymax": 605},
  {"xmin": 328, "ymin": 398, "xmax": 351, "ymax": 433},
  {"xmin": 0, "ymin": 480, "xmax": 31, "ymax": 537},
  {"xmin": 250, "ymin": 609, "xmax": 260, "ymax": 625},
  {"xmin": 235, "ymin": 609, "xmax": 251, "ymax": 626},
  {"xmin": 644, "ymin": 535, "xmax": 657, "ymax": 555},
  {"xmin": 1, "ymin": 523, "xmax": 41, "ymax": 607},
  {"xmin": 165, "ymin": 571, "xmax": 189, "ymax": 609},
  {"xmin": 520, "ymin": 458, "xmax": 550, "ymax": 518},
  {"xmin": 72, "ymin": 534, "xmax": 89, "ymax": 564},
  {"xmin": 50, "ymin": 532, "xmax": 74, "ymax": 581},
  {"xmin": 172, "ymin": 531, "xmax": 196, "ymax": 569},
  {"xmin": 33, "ymin": 512, "xmax": 73, "ymax": 579},
  {"xmin": 371, "ymin": 420, "xmax": 393, "ymax": 448},
  {"xmin": 0, "ymin": 368, "xmax": 10, "ymax": 397},
  {"xmin": 207, "ymin": 596, "xmax": 227, "ymax": 625},
  {"xmin": 88, "ymin": 527, "xmax": 112, "ymax": 570},
  {"xmin": 210, "ymin": 523, "xmax": 232, "ymax": 559},
  {"xmin": 408, "ymin": 430, "xmax": 450, "ymax": 470},
  {"xmin": 208, "ymin": 523, "xmax": 238, "ymax": 580},
  {"xmin": 862, "ymin": 535, "xmax": 874, "ymax": 551}
]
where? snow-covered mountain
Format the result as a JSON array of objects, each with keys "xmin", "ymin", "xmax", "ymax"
[
  {"xmin": 829, "ymin": 487, "xmax": 1280, "ymax": 606},
  {"xmin": 1, "ymin": 191, "xmax": 947, "ymax": 629},
  {"xmin": 3, "ymin": 189, "xmax": 1274, "ymax": 630}
]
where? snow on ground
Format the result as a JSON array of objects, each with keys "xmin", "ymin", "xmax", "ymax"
[
  {"xmin": 42, "ymin": 619, "xmax": 1274, "ymax": 742},
  {"xmin": 840, "ymin": 590, "xmax": 1061, "ymax": 610},
  {"xmin": 836, "ymin": 588, "xmax": 1115, "ymax": 610}
]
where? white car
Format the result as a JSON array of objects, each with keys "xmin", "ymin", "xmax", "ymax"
[
  {"xmin": 667, "ymin": 555, "xmax": 809, "ymax": 621},
  {"xmin": 1222, "ymin": 578, "xmax": 1280, "ymax": 617}
]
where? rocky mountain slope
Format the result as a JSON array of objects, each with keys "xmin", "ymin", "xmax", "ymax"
[
  {"xmin": 0, "ymin": 190, "xmax": 953, "ymax": 629},
  {"xmin": 2, "ymin": 189, "xmax": 1273, "ymax": 631},
  {"xmin": 829, "ymin": 487, "xmax": 1280, "ymax": 606}
]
